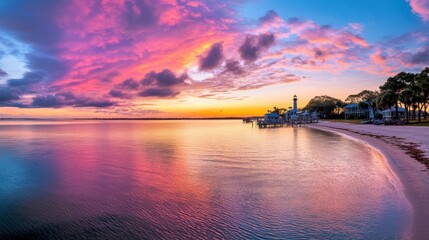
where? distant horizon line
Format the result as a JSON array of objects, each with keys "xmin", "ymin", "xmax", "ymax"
[{"xmin": 0, "ymin": 117, "xmax": 263, "ymax": 121}]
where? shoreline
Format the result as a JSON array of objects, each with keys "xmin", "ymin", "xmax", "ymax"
[{"xmin": 307, "ymin": 121, "xmax": 429, "ymax": 240}]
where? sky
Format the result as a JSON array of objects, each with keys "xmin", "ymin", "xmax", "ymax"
[{"xmin": 0, "ymin": 0, "xmax": 428, "ymax": 118}]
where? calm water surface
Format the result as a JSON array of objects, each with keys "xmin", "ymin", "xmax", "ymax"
[{"xmin": 0, "ymin": 120, "xmax": 411, "ymax": 239}]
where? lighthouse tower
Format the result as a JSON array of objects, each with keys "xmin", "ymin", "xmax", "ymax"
[{"xmin": 293, "ymin": 95, "xmax": 298, "ymax": 115}]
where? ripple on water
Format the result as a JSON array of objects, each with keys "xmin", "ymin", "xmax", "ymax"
[{"xmin": 0, "ymin": 120, "xmax": 411, "ymax": 239}]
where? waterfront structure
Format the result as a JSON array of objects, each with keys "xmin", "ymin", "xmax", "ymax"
[
  {"xmin": 293, "ymin": 95, "xmax": 298, "ymax": 115},
  {"xmin": 285, "ymin": 95, "xmax": 299, "ymax": 121},
  {"xmin": 344, "ymin": 103, "xmax": 379, "ymax": 120},
  {"xmin": 382, "ymin": 107, "xmax": 406, "ymax": 120},
  {"xmin": 291, "ymin": 95, "xmax": 299, "ymax": 121},
  {"xmin": 259, "ymin": 95, "xmax": 318, "ymax": 128},
  {"xmin": 264, "ymin": 112, "xmax": 281, "ymax": 124},
  {"xmin": 344, "ymin": 103, "xmax": 367, "ymax": 119}
]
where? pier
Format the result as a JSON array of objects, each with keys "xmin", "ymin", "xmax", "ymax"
[
  {"xmin": 255, "ymin": 118, "xmax": 318, "ymax": 128},
  {"xmin": 246, "ymin": 95, "xmax": 319, "ymax": 128}
]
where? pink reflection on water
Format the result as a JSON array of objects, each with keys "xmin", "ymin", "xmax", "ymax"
[{"xmin": 0, "ymin": 120, "xmax": 411, "ymax": 238}]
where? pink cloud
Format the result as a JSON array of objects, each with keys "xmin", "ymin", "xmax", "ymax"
[
  {"xmin": 257, "ymin": 10, "xmax": 286, "ymax": 33},
  {"xmin": 298, "ymin": 23, "xmax": 369, "ymax": 48},
  {"xmin": 51, "ymin": 0, "xmax": 241, "ymax": 98},
  {"xmin": 348, "ymin": 23, "xmax": 364, "ymax": 33},
  {"xmin": 256, "ymin": 16, "xmax": 372, "ymax": 74},
  {"xmin": 4, "ymin": 4, "xmax": 428, "ymax": 114},
  {"xmin": 370, "ymin": 49, "xmax": 386, "ymax": 65},
  {"xmin": 408, "ymin": 0, "xmax": 429, "ymax": 21}
]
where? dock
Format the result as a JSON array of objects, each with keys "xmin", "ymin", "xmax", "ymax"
[
  {"xmin": 255, "ymin": 119, "xmax": 318, "ymax": 128},
  {"xmin": 247, "ymin": 94, "xmax": 319, "ymax": 128}
]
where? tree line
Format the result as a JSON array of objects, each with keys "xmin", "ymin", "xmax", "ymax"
[{"xmin": 303, "ymin": 67, "xmax": 429, "ymax": 123}]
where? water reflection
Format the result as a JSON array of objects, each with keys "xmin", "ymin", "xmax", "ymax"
[{"xmin": 0, "ymin": 120, "xmax": 411, "ymax": 239}]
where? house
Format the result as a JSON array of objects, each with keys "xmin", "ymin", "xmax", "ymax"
[
  {"xmin": 344, "ymin": 103, "xmax": 368, "ymax": 119},
  {"xmin": 284, "ymin": 109, "xmax": 300, "ymax": 121},
  {"xmin": 283, "ymin": 95, "xmax": 318, "ymax": 123},
  {"xmin": 264, "ymin": 112, "xmax": 281, "ymax": 124},
  {"xmin": 310, "ymin": 112, "xmax": 319, "ymax": 120},
  {"xmin": 382, "ymin": 107, "xmax": 406, "ymax": 120}
]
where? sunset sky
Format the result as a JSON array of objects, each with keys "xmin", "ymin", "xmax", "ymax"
[{"xmin": 0, "ymin": 0, "xmax": 428, "ymax": 118}]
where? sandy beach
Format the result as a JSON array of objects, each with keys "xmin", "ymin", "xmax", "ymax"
[{"xmin": 308, "ymin": 121, "xmax": 429, "ymax": 240}]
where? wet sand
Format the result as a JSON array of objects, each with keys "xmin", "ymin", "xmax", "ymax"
[{"xmin": 307, "ymin": 121, "xmax": 429, "ymax": 240}]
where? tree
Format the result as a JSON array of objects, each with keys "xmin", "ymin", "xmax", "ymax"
[
  {"xmin": 377, "ymin": 89, "xmax": 397, "ymax": 111},
  {"xmin": 335, "ymin": 100, "xmax": 345, "ymax": 115},
  {"xmin": 267, "ymin": 106, "xmax": 287, "ymax": 116},
  {"xmin": 303, "ymin": 95, "xmax": 344, "ymax": 117},
  {"xmin": 345, "ymin": 94, "xmax": 359, "ymax": 104},
  {"xmin": 357, "ymin": 90, "xmax": 380, "ymax": 117},
  {"xmin": 416, "ymin": 68, "xmax": 429, "ymax": 120},
  {"xmin": 399, "ymin": 87, "xmax": 414, "ymax": 123},
  {"xmin": 379, "ymin": 72, "xmax": 408, "ymax": 119},
  {"xmin": 347, "ymin": 90, "xmax": 379, "ymax": 119},
  {"xmin": 378, "ymin": 69, "xmax": 429, "ymax": 123}
]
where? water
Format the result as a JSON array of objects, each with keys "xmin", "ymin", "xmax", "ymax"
[{"xmin": 0, "ymin": 120, "xmax": 411, "ymax": 239}]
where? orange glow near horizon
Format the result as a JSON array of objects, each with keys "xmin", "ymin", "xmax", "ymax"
[{"xmin": 0, "ymin": 0, "xmax": 427, "ymax": 118}]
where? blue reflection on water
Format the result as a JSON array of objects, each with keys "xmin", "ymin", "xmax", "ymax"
[
  {"xmin": 0, "ymin": 151, "xmax": 55, "ymax": 201},
  {"xmin": 0, "ymin": 120, "xmax": 411, "ymax": 239}
]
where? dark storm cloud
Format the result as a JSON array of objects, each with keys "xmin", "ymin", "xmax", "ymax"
[
  {"xmin": 77, "ymin": 99, "xmax": 116, "ymax": 108},
  {"xmin": 239, "ymin": 33, "xmax": 276, "ymax": 62},
  {"xmin": 0, "ymin": 69, "xmax": 7, "ymax": 78},
  {"xmin": 102, "ymin": 71, "xmax": 120, "ymax": 82},
  {"xmin": 32, "ymin": 94, "xmax": 64, "ymax": 108},
  {"xmin": 223, "ymin": 60, "xmax": 244, "ymax": 75},
  {"xmin": 107, "ymin": 78, "xmax": 140, "ymax": 99},
  {"xmin": 0, "ymin": 0, "xmax": 70, "ymax": 97},
  {"xmin": 258, "ymin": 33, "xmax": 275, "ymax": 48},
  {"xmin": 6, "ymin": 53, "xmax": 69, "ymax": 91},
  {"xmin": 138, "ymin": 88, "xmax": 179, "ymax": 98},
  {"xmin": 313, "ymin": 48, "xmax": 325, "ymax": 59},
  {"xmin": 239, "ymin": 36, "xmax": 259, "ymax": 62},
  {"xmin": 199, "ymin": 42, "xmax": 224, "ymax": 71},
  {"xmin": 119, "ymin": 78, "xmax": 140, "ymax": 89},
  {"xmin": 259, "ymin": 10, "xmax": 280, "ymax": 24},
  {"xmin": 0, "ymin": 87, "xmax": 19, "ymax": 103},
  {"xmin": 31, "ymin": 92, "xmax": 116, "ymax": 108},
  {"xmin": 141, "ymin": 69, "xmax": 187, "ymax": 87},
  {"xmin": 108, "ymin": 69, "xmax": 186, "ymax": 99},
  {"xmin": 7, "ymin": 72, "xmax": 45, "ymax": 87},
  {"xmin": 156, "ymin": 69, "xmax": 187, "ymax": 86},
  {"xmin": 3, "ymin": 44, "xmax": 68, "ymax": 89},
  {"xmin": 0, "ymin": 0, "xmax": 64, "ymax": 50},
  {"xmin": 109, "ymin": 89, "xmax": 131, "ymax": 99},
  {"xmin": 5, "ymin": 53, "xmax": 68, "ymax": 89},
  {"xmin": 122, "ymin": 0, "xmax": 158, "ymax": 29},
  {"xmin": 408, "ymin": 46, "xmax": 429, "ymax": 64}
]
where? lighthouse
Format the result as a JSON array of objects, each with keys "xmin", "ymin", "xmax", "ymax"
[{"xmin": 293, "ymin": 95, "xmax": 298, "ymax": 115}]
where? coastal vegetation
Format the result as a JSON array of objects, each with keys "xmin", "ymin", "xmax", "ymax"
[
  {"xmin": 302, "ymin": 95, "xmax": 344, "ymax": 118},
  {"xmin": 378, "ymin": 68, "xmax": 429, "ymax": 123},
  {"xmin": 303, "ymin": 67, "xmax": 429, "ymax": 123}
]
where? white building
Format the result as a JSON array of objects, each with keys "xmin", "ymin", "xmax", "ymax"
[
  {"xmin": 285, "ymin": 95, "xmax": 299, "ymax": 121},
  {"xmin": 344, "ymin": 103, "xmax": 367, "ymax": 119},
  {"xmin": 382, "ymin": 107, "xmax": 406, "ymax": 120},
  {"xmin": 264, "ymin": 112, "xmax": 280, "ymax": 124}
]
